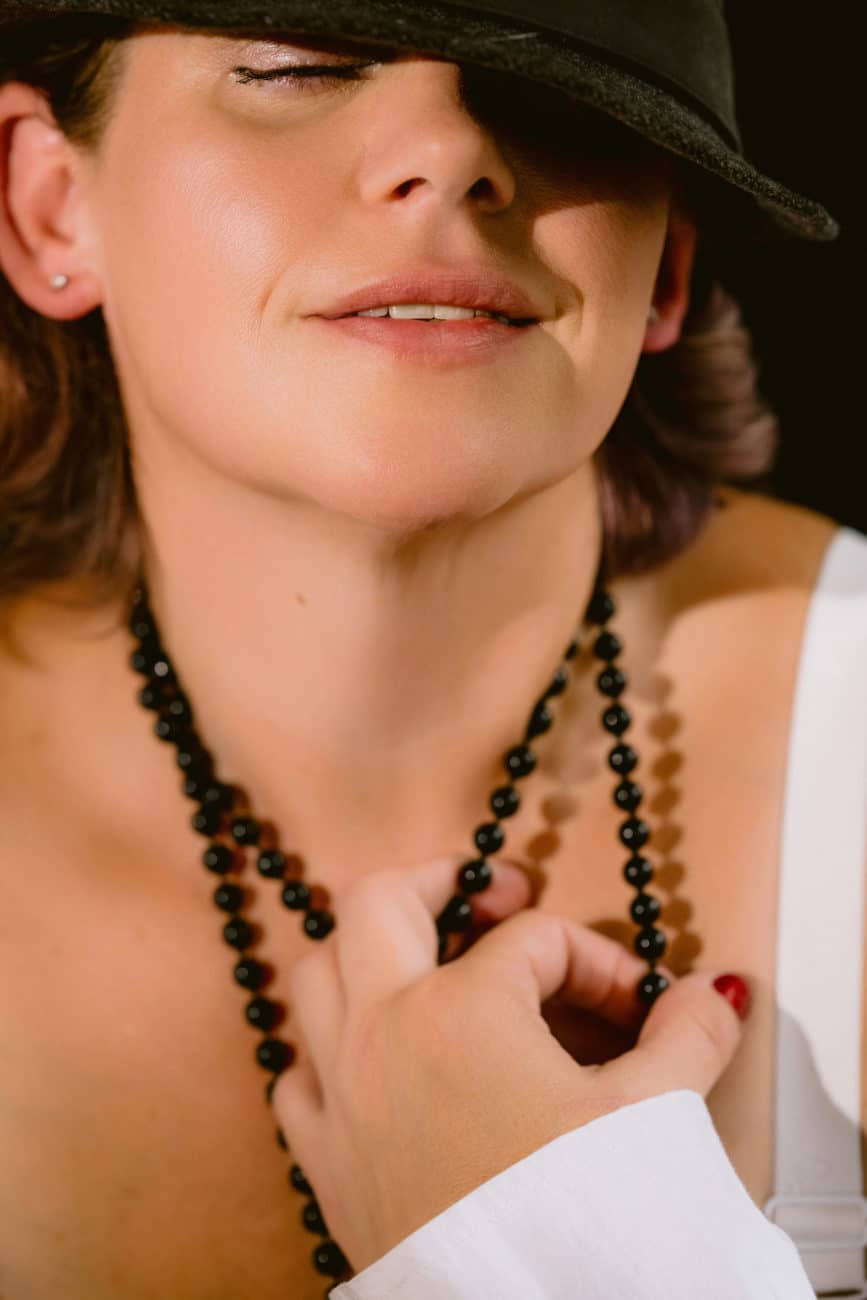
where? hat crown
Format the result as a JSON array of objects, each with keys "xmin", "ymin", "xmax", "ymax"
[{"xmin": 463, "ymin": 0, "xmax": 738, "ymax": 147}]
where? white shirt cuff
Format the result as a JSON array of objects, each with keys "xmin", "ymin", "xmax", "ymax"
[{"xmin": 333, "ymin": 1089, "xmax": 815, "ymax": 1300}]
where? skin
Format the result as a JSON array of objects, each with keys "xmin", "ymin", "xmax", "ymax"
[
  {"xmin": 0, "ymin": 26, "xmax": 696, "ymax": 882},
  {"xmin": 271, "ymin": 854, "xmax": 747, "ymax": 1271},
  {"xmin": 9, "ymin": 25, "xmax": 840, "ymax": 1296}
]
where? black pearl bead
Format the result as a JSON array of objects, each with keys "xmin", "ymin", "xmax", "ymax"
[
  {"xmin": 635, "ymin": 926, "xmax": 667, "ymax": 960},
  {"xmin": 201, "ymin": 781, "xmax": 234, "ymax": 811},
  {"xmin": 130, "ymin": 641, "xmax": 161, "ymax": 675},
  {"xmin": 129, "ymin": 650, "xmax": 151, "ymax": 676},
  {"xmin": 564, "ymin": 638, "xmax": 580, "ymax": 660},
  {"xmin": 602, "ymin": 704, "xmax": 631, "ymax": 736},
  {"xmin": 176, "ymin": 743, "xmax": 211, "ymax": 779},
  {"xmin": 223, "ymin": 917, "xmax": 254, "ymax": 950},
  {"xmin": 150, "ymin": 656, "xmax": 173, "ymax": 682},
  {"xmin": 257, "ymin": 850, "xmax": 286, "ymax": 879},
  {"xmin": 608, "ymin": 743, "xmax": 638, "ymax": 776},
  {"xmin": 543, "ymin": 666, "xmax": 569, "ymax": 698},
  {"xmin": 231, "ymin": 816, "xmax": 261, "ymax": 847},
  {"xmin": 593, "ymin": 630, "xmax": 622, "ymax": 661},
  {"xmin": 458, "ymin": 859, "xmax": 492, "ymax": 894},
  {"xmin": 637, "ymin": 970, "xmax": 670, "ymax": 1006},
  {"xmin": 203, "ymin": 843, "xmax": 234, "ymax": 875},
  {"xmin": 504, "ymin": 744, "xmax": 536, "ymax": 779},
  {"xmin": 437, "ymin": 932, "xmax": 449, "ymax": 963},
  {"xmin": 525, "ymin": 700, "xmax": 553, "ymax": 740},
  {"xmin": 304, "ymin": 910, "xmax": 335, "ymax": 941},
  {"xmin": 138, "ymin": 683, "xmax": 162, "ymax": 711},
  {"xmin": 290, "ymin": 1164, "xmax": 312, "ymax": 1195},
  {"xmin": 246, "ymin": 995, "xmax": 280, "ymax": 1031},
  {"xmin": 489, "ymin": 785, "xmax": 519, "ymax": 819},
  {"xmin": 596, "ymin": 667, "xmax": 627, "ymax": 699},
  {"xmin": 619, "ymin": 817, "xmax": 650, "ymax": 850},
  {"xmin": 184, "ymin": 774, "xmax": 207, "ymax": 801},
  {"xmin": 313, "ymin": 1241, "xmax": 348, "ymax": 1279},
  {"xmin": 614, "ymin": 780, "xmax": 643, "ymax": 813},
  {"xmin": 282, "ymin": 882, "xmax": 311, "ymax": 911},
  {"xmin": 256, "ymin": 1038, "xmax": 294, "ymax": 1073},
  {"xmin": 630, "ymin": 892, "xmax": 661, "ymax": 926},
  {"xmin": 192, "ymin": 805, "xmax": 223, "ymax": 837},
  {"xmin": 155, "ymin": 715, "xmax": 186, "ymax": 743},
  {"xmin": 587, "ymin": 589, "xmax": 615, "ymax": 624},
  {"xmin": 303, "ymin": 1200, "xmax": 327, "ymax": 1235},
  {"xmin": 214, "ymin": 882, "xmax": 243, "ymax": 912},
  {"xmin": 166, "ymin": 694, "xmax": 191, "ymax": 721},
  {"xmin": 130, "ymin": 612, "xmax": 155, "ymax": 642},
  {"xmin": 437, "ymin": 895, "xmax": 473, "ymax": 934},
  {"xmin": 623, "ymin": 855, "xmax": 654, "ymax": 889},
  {"xmin": 474, "ymin": 821, "xmax": 504, "ymax": 856},
  {"xmin": 234, "ymin": 956, "xmax": 267, "ymax": 990}
]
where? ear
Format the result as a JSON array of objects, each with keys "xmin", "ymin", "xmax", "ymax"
[
  {"xmin": 642, "ymin": 194, "xmax": 698, "ymax": 354},
  {"xmin": 0, "ymin": 81, "xmax": 103, "ymax": 319}
]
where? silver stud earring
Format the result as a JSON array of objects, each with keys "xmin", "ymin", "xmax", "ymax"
[
  {"xmin": 647, "ymin": 305, "xmax": 660, "ymax": 326},
  {"xmin": 49, "ymin": 273, "xmax": 69, "ymax": 291}
]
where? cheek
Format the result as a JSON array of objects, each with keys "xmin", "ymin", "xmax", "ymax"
[
  {"xmin": 95, "ymin": 111, "xmax": 329, "ymax": 434},
  {"xmin": 540, "ymin": 195, "xmax": 668, "ymax": 422}
]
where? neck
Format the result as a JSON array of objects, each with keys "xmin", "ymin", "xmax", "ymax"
[{"xmin": 133, "ymin": 453, "xmax": 607, "ymax": 881}]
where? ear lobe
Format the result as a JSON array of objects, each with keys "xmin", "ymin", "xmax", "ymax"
[
  {"xmin": 642, "ymin": 202, "xmax": 699, "ymax": 354},
  {"xmin": 0, "ymin": 84, "xmax": 102, "ymax": 319}
]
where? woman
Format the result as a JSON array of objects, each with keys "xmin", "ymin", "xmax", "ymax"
[{"xmin": 0, "ymin": 2, "xmax": 859, "ymax": 1297}]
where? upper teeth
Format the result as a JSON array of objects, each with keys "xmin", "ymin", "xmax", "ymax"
[{"xmin": 353, "ymin": 304, "xmax": 513, "ymax": 324}]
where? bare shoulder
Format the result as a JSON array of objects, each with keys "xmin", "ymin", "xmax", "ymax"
[
  {"xmin": 674, "ymin": 485, "xmax": 844, "ymax": 601},
  {"xmin": 0, "ymin": 582, "xmax": 168, "ymax": 862}
]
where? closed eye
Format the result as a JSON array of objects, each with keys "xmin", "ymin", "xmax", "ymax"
[{"xmin": 232, "ymin": 62, "xmax": 380, "ymax": 90}]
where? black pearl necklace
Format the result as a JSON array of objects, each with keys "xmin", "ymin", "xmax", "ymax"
[{"xmin": 127, "ymin": 569, "xmax": 668, "ymax": 1295}]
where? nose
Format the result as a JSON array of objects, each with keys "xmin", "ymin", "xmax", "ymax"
[{"xmin": 356, "ymin": 56, "xmax": 518, "ymax": 217}]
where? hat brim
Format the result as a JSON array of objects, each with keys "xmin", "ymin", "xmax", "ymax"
[{"xmin": 0, "ymin": 0, "xmax": 840, "ymax": 241}]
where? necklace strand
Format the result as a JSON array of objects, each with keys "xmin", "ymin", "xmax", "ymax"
[{"xmin": 127, "ymin": 570, "xmax": 668, "ymax": 1294}]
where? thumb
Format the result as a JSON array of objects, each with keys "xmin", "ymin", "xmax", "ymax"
[
  {"xmin": 470, "ymin": 857, "xmax": 536, "ymax": 923},
  {"xmin": 611, "ymin": 970, "xmax": 751, "ymax": 1100}
]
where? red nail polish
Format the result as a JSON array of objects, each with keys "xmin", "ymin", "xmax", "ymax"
[{"xmin": 713, "ymin": 974, "xmax": 752, "ymax": 1019}]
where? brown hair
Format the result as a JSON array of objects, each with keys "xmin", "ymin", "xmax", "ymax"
[{"xmin": 0, "ymin": 15, "xmax": 778, "ymax": 611}]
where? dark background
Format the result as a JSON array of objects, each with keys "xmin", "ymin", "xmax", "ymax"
[{"xmin": 720, "ymin": 2, "xmax": 862, "ymax": 531}]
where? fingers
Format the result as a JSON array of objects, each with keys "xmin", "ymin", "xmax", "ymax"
[
  {"xmin": 456, "ymin": 908, "xmax": 654, "ymax": 1033},
  {"xmin": 604, "ymin": 968, "xmax": 746, "ymax": 1099},
  {"xmin": 285, "ymin": 943, "xmax": 345, "ymax": 1080},
  {"xmin": 276, "ymin": 857, "xmax": 533, "ymax": 1103},
  {"xmin": 271, "ymin": 1052, "xmax": 324, "ymax": 1142},
  {"xmin": 334, "ymin": 856, "xmax": 533, "ymax": 1007},
  {"xmin": 457, "ymin": 909, "xmax": 747, "ymax": 1097}
]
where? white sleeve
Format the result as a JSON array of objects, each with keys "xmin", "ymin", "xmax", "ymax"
[{"xmin": 332, "ymin": 1090, "xmax": 815, "ymax": 1300}]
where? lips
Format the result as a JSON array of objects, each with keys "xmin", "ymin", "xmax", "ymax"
[{"xmin": 316, "ymin": 267, "xmax": 544, "ymax": 324}]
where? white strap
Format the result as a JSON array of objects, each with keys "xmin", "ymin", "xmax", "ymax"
[{"xmin": 764, "ymin": 526, "xmax": 867, "ymax": 1297}]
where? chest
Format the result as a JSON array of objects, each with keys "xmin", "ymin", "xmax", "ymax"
[{"xmin": 0, "ymin": 575, "xmax": 863, "ymax": 1300}]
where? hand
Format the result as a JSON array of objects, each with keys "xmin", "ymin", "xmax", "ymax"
[{"xmin": 272, "ymin": 854, "xmax": 750, "ymax": 1273}]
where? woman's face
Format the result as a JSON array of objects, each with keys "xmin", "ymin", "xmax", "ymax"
[{"xmin": 65, "ymin": 26, "xmax": 692, "ymax": 529}]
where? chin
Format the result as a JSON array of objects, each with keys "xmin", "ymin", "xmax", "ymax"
[{"xmin": 311, "ymin": 468, "xmax": 522, "ymax": 535}]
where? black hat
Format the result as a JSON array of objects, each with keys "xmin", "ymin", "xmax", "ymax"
[{"xmin": 0, "ymin": 0, "xmax": 839, "ymax": 242}]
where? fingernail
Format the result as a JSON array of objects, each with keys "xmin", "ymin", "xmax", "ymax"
[
  {"xmin": 487, "ymin": 860, "xmax": 536, "ymax": 906},
  {"xmin": 491, "ymin": 858, "xmax": 526, "ymax": 883},
  {"xmin": 713, "ymin": 973, "xmax": 752, "ymax": 1020}
]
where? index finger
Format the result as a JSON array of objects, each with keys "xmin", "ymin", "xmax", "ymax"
[
  {"xmin": 333, "ymin": 855, "xmax": 530, "ymax": 1008},
  {"xmin": 459, "ymin": 908, "xmax": 671, "ymax": 1033}
]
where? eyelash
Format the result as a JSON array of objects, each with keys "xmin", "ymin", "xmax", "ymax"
[{"xmin": 232, "ymin": 62, "xmax": 378, "ymax": 90}]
